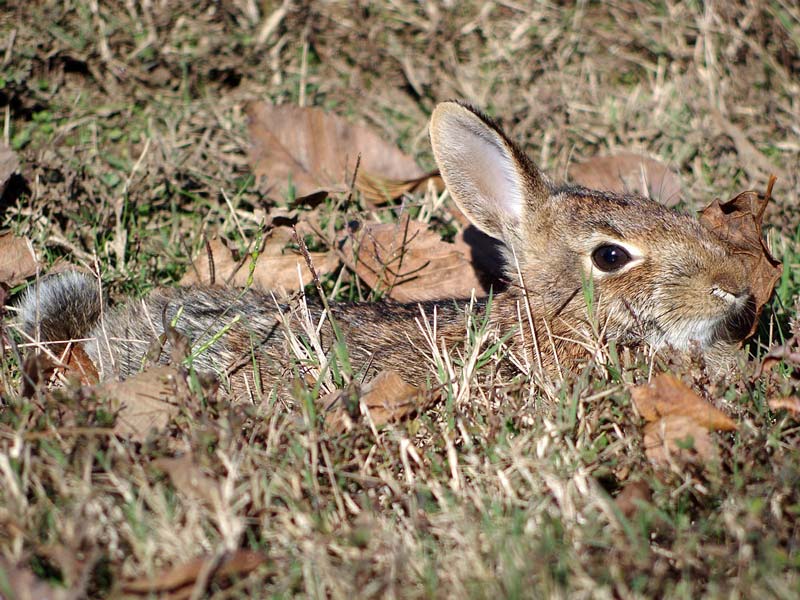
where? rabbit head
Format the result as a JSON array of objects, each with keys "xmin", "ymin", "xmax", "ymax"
[{"xmin": 429, "ymin": 101, "xmax": 755, "ymax": 356}]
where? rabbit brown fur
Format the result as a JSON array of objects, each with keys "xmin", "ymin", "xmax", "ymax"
[{"xmin": 18, "ymin": 101, "xmax": 756, "ymax": 400}]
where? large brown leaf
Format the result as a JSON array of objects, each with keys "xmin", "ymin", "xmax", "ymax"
[
  {"xmin": 100, "ymin": 366, "xmax": 183, "ymax": 442},
  {"xmin": 323, "ymin": 369, "xmax": 430, "ymax": 433},
  {"xmin": 0, "ymin": 141, "xmax": 19, "ymax": 196},
  {"xmin": 247, "ymin": 103, "xmax": 424, "ymax": 203},
  {"xmin": 180, "ymin": 235, "xmax": 339, "ymax": 293},
  {"xmin": 0, "ymin": 232, "xmax": 38, "ymax": 286},
  {"xmin": 117, "ymin": 551, "xmax": 268, "ymax": 599},
  {"xmin": 699, "ymin": 177, "xmax": 782, "ymax": 338},
  {"xmin": 631, "ymin": 373, "xmax": 737, "ymax": 467},
  {"xmin": 568, "ymin": 152, "xmax": 683, "ymax": 207},
  {"xmin": 340, "ymin": 214, "xmax": 489, "ymax": 302}
]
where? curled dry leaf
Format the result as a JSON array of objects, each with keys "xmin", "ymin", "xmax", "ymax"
[
  {"xmin": 356, "ymin": 170, "xmax": 443, "ymax": 204},
  {"xmin": 152, "ymin": 454, "xmax": 221, "ymax": 507},
  {"xmin": 0, "ymin": 232, "xmax": 38, "ymax": 286},
  {"xmin": 180, "ymin": 235, "xmax": 339, "ymax": 294},
  {"xmin": 631, "ymin": 373, "xmax": 736, "ymax": 467},
  {"xmin": 0, "ymin": 557, "xmax": 82, "ymax": 600},
  {"xmin": 768, "ymin": 397, "xmax": 800, "ymax": 417},
  {"xmin": 756, "ymin": 334, "xmax": 800, "ymax": 377},
  {"xmin": 323, "ymin": 369, "xmax": 430, "ymax": 434},
  {"xmin": 568, "ymin": 151, "xmax": 683, "ymax": 207},
  {"xmin": 99, "ymin": 366, "xmax": 182, "ymax": 442},
  {"xmin": 118, "ymin": 550, "xmax": 268, "ymax": 598},
  {"xmin": 247, "ymin": 102, "xmax": 423, "ymax": 203},
  {"xmin": 630, "ymin": 373, "xmax": 737, "ymax": 431},
  {"xmin": 340, "ymin": 214, "xmax": 489, "ymax": 302},
  {"xmin": 0, "ymin": 140, "xmax": 19, "ymax": 196},
  {"xmin": 699, "ymin": 177, "xmax": 782, "ymax": 339},
  {"xmin": 643, "ymin": 415, "xmax": 717, "ymax": 465},
  {"xmin": 614, "ymin": 480, "xmax": 652, "ymax": 519}
]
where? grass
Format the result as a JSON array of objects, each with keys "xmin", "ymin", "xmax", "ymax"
[{"xmin": 1, "ymin": 1, "xmax": 800, "ymax": 597}]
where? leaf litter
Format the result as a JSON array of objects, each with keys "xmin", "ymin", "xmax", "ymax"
[
  {"xmin": 0, "ymin": 232, "xmax": 39, "ymax": 287},
  {"xmin": 568, "ymin": 151, "xmax": 683, "ymax": 207},
  {"xmin": 631, "ymin": 373, "xmax": 736, "ymax": 467},
  {"xmin": 179, "ymin": 233, "xmax": 340, "ymax": 294},
  {"xmin": 247, "ymin": 103, "xmax": 431, "ymax": 203},
  {"xmin": 340, "ymin": 213, "xmax": 490, "ymax": 302},
  {"xmin": 322, "ymin": 369, "xmax": 432, "ymax": 434},
  {"xmin": 698, "ymin": 176, "xmax": 782, "ymax": 338}
]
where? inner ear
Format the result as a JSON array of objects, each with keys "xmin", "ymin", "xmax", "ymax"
[{"xmin": 430, "ymin": 102, "xmax": 547, "ymax": 242}]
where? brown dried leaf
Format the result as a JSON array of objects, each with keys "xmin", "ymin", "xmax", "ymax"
[
  {"xmin": 630, "ymin": 373, "xmax": 737, "ymax": 431},
  {"xmin": 699, "ymin": 178, "xmax": 782, "ymax": 338},
  {"xmin": 356, "ymin": 170, "xmax": 443, "ymax": 205},
  {"xmin": 756, "ymin": 335, "xmax": 800, "ymax": 377},
  {"xmin": 0, "ymin": 141, "xmax": 19, "ymax": 196},
  {"xmin": 63, "ymin": 345, "xmax": 100, "ymax": 385},
  {"xmin": 324, "ymin": 370, "xmax": 428, "ymax": 434},
  {"xmin": 0, "ymin": 232, "xmax": 38, "ymax": 286},
  {"xmin": 0, "ymin": 557, "xmax": 81, "ymax": 600},
  {"xmin": 247, "ymin": 103, "xmax": 423, "ymax": 202},
  {"xmin": 644, "ymin": 415, "xmax": 717, "ymax": 465},
  {"xmin": 568, "ymin": 152, "xmax": 683, "ymax": 207},
  {"xmin": 152, "ymin": 454, "xmax": 220, "ymax": 506},
  {"xmin": 340, "ymin": 214, "xmax": 489, "ymax": 302},
  {"xmin": 614, "ymin": 480, "xmax": 652, "ymax": 519},
  {"xmin": 118, "ymin": 550, "xmax": 268, "ymax": 598},
  {"xmin": 768, "ymin": 396, "xmax": 800, "ymax": 417},
  {"xmin": 100, "ymin": 366, "xmax": 182, "ymax": 442},
  {"xmin": 180, "ymin": 236, "xmax": 339, "ymax": 293}
]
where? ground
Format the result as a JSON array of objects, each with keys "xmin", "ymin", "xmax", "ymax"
[{"xmin": 1, "ymin": 1, "xmax": 800, "ymax": 598}]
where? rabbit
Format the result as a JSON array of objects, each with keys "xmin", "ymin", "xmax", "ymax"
[{"xmin": 16, "ymin": 101, "xmax": 756, "ymax": 400}]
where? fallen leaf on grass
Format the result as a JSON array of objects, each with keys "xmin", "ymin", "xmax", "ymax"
[
  {"xmin": 768, "ymin": 397, "xmax": 800, "ymax": 417},
  {"xmin": 631, "ymin": 373, "xmax": 737, "ymax": 431},
  {"xmin": 152, "ymin": 454, "xmax": 220, "ymax": 506},
  {"xmin": 0, "ymin": 141, "xmax": 19, "ymax": 196},
  {"xmin": 100, "ymin": 366, "xmax": 182, "ymax": 442},
  {"xmin": 180, "ymin": 235, "xmax": 340, "ymax": 293},
  {"xmin": 340, "ymin": 214, "xmax": 489, "ymax": 302},
  {"xmin": 699, "ymin": 177, "xmax": 782, "ymax": 339},
  {"xmin": 0, "ymin": 557, "xmax": 82, "ymax": 600},
  {"xmin": 614, "ymin": 480, "xmax": 652, "ymax": 519},
  {"xmin": 323, "ymin": 369, "xmax": 429, "ymax": 434},
  {"xmin": 356, "ymin": 170, "xmax": 443, "ymax": 204},
  {"xmin": 757, "ymin": 341, "xmax": 800, "ymax": 377},
  {"xmin": 643, "ymin": 415, "xmax": 717, "ymax": 466},
  {"xmin": 631, "ymin": 373, "xmax": 736, "ymax": 466},
  {"xmin": 247, "ymin": 103, "xmax": 424, "ymax": 203},
  {"xmin": 117, "ymin": 550, "xmax": 268, "ymax": 599},
  {"xmin": 61, "ymin": 345, "xmax": 100, "ymax": 385},
  {"xmin": 568, "ymin": 152, "xmax": 683, "ymax": 207},
  {"xmin": 0, "ymin": 232, "xmax": 38, "ymax": 286}
]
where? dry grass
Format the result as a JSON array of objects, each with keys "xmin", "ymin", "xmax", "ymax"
[{"xmin": 1, "ymin": 1, "xmax": 800, "ymax": 598}]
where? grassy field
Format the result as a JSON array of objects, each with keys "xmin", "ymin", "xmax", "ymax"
[{"xmin": 1, "ymin": 1, "xmax": 800, "ymax": 597}]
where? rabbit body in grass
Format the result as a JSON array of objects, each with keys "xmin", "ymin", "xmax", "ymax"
[{"xmin": 18, "ymin": 102, "xmax": 755, "ymax": 400}]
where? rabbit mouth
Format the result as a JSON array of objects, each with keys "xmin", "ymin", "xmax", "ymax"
[
  {"xmin": 647, "ymin": 293, "xmax": 756, "ymax": 350},
  {"xmin": 713, "ymin": 294, "xmax": 757, "ymax": 343}
]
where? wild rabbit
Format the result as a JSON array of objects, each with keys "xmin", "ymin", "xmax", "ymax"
[{"xmin": 18, "ymin": 101, "xmax": 756, "ymax": 399}]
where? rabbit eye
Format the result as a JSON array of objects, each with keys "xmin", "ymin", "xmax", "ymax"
[{"xmin": 591, "ymin": 244, "xmax": 632, "ymax": 272}]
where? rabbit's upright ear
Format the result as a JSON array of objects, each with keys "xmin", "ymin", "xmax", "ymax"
[{"xmin": 430, "ymin": 102, "xmax": 549, "ymax": 241}]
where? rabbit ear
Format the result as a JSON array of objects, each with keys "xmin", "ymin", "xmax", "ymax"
[{"xmin": 430, "ymin": 102, "xmax": 549, "ymax": 241}]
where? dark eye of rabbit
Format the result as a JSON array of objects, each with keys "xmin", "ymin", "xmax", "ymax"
[{"xmin": 591, "ymin": 244, "xmax": 632, "ymax": 272}]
